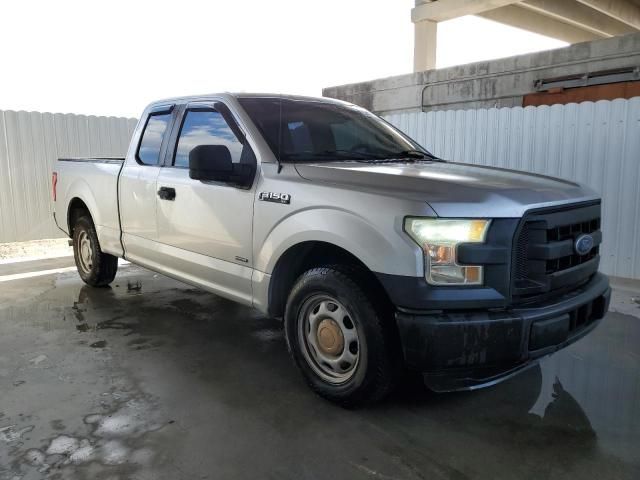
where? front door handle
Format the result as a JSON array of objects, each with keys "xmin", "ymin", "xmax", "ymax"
[{"xmin": 157, "ymin": 186, "xmax": 176, "ymax": 201}]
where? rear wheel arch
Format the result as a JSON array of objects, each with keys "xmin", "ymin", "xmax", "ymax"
[
  {"xmin": 67, "ymin": 197, "xmax": 93, "ymax": 235},
  {"xmin": 267, "ymin": 241, "xmax": 393, "ymax": 319}
]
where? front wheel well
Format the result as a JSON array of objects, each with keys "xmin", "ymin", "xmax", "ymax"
[
  {"xmin": 67, "ymin": 198, "xmax": 92, "ymax": 236},
  {"xmin": 268, "ymin": 241, "xmax": 393, "ymax": 319}
]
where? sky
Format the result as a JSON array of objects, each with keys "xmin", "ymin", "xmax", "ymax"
[{"xmin": 0, "ymin": 0, "xmax": 567, "ymax": 118}]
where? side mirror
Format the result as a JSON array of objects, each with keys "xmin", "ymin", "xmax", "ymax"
[{"xmin": 189, "ymin": 145, "xmax": 254, "ymax": 187}]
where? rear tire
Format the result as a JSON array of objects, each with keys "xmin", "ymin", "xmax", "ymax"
[
  {"xmin": 72, "ymin": 215, "xmax": 118, "ymax": 287},
  {"xmin": 284, "ymin": 265, "xmax": 397, "ymax": 407}
]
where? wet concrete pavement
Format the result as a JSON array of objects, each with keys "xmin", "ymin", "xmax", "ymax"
[{"xmin": 0, "ymin": 262, "xmax": 639, "ymax": 479}]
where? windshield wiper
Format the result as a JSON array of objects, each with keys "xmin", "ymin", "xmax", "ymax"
[
  {"xmin": 395, "ymin": 149, "xmax": 427, "ymax": 159},
  {"xmin": 282, "ymin": 150, "xmax": 383, "ymax": 162},
  {"xmin": 388, "ymin": 149, "xmax": 444, "ymax": 161},
  {"xmin": 356, "ymin": 150, "xmax": 444, "ymax": 163},
  {"xmin": 282, "ymin": 149, "xmax": 443, "ymax": 163}
]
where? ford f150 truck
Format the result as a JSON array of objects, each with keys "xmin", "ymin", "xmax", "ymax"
[{"xmin": 52, "ymin": 93, "xmax": 610, "ymax": 405}]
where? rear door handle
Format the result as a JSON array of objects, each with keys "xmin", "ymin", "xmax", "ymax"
[{"xmin": 157, "ymin": 186, "xmax": 176, "ymax": 201}]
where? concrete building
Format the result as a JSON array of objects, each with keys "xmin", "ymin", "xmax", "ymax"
[
  {"xmin": 323, "ymin": 33, "xmax": 640, "ymax": 115},
  {"xmin": 412, "ymin": 0, "xmax": 640, "ymax": 72}
]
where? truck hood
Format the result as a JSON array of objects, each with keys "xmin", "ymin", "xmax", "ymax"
[{"xmin": 295, "ymin": 161, "xmax": 599, "ymax": 218}]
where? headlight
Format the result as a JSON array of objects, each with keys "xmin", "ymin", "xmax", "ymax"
[{"xmin": 404, "ymin": 218, "xmax": 490, "ymax": 285}]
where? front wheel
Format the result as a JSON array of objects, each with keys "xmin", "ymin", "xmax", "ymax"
[
  {"xmin": 284, "ymin": 266, "xmax": 397, "ymax": 406},
  {"xmin": 72, "ymin": 215, "xmax": 118, "ymax": 287}
]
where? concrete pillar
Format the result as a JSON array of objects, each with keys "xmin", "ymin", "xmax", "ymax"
[{"xmin": 414, "ymin": 19, "xmax": 437, "ymax": 72}]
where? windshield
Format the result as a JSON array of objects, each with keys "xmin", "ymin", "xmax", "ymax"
[{"xmin": 238, "ymin": 97, "xmax": 433, "ymax": 162}]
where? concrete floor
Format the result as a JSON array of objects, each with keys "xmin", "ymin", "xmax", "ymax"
[{"xmin": 0, "ymin": 260, "xmax": 639, "ymax": 480}]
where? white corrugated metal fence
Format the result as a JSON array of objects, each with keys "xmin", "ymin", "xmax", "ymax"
[
  {"xmin": 385, "ymin": 97, "xmax": 640, "ymax": 280},
  {"xmin": 0, "ymin": 110, "xmax": 137, "ymax": 243},
  {"xmin": 1, "ymin": 100, "xmax": 639, "ymax": 280}
]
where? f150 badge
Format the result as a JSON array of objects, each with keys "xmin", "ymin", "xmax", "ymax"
[{"xmin": 259, "ymin": 192, "xmax": 291, "ymax": 204}]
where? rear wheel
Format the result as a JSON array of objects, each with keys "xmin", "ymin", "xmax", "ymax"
[
  {"xmin": 72, "ymin": 215, "xmax": 118, "ymax": 287},
  {"xmin": 284, "ymin": 266, "xmax": 397, "ymax": 406}
]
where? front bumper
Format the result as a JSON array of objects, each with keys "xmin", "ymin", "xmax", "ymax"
[{"xmin": 395, "ymin": 273, "xmax": 610, "ymax": 392}]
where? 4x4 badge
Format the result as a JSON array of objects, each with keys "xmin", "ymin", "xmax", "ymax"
[{"xmin": 259, "ymin": 192, "xmax": 291, "ymax": 204}]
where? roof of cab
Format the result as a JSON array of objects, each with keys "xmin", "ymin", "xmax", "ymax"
[{"xmin": 146, "ymin": 92, "xmax": 353, "ymax": 110}]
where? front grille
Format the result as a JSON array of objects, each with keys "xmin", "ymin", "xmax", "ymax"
[
  {"xmin": 514, "ymin": 222, "xmax": 530, "ymax": 281},
  {"xmin": 512, "ymin": 201, "xmax": 601, "ymax": 304}
]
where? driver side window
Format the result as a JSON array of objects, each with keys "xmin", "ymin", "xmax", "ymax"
[
  {"xmin": 330, "ymin": 121, "xmax": 360, "ymax": 151},
  {"xmin": 174, "ymin": 110, "xmax": 244, "ymax": 168}
]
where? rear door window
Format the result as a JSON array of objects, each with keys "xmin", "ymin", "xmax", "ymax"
[{"xmin": 137, "ymin": 113, "xmax": 172, "ymax": 165}]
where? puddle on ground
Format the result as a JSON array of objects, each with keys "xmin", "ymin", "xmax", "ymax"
[
  {"xmin": 7, "ymin": 385, "xmax": 169, "ymax": 477},
  {"xmin": 71, "ymin": 301, "xmax": 86, "ymax": 322},
  {"xmin": 0, "ymin": 424, "xmax": 34, "ymax": 444},
  {"xmin": 29, "ymin": 354, "xmax": 48, "ymax": 366},
  {"xmin": 46, "ymin": 434, "xmax": 81, "ymax": 455},
  {"xmin": 252, "ymin": 326, "xmax": 284, "ymax": 344},
  {"xmin": 0, "ymin": 266, "xmax": 255, "ymax": 478},
  {"xmin": 50, "ymin": 420, "xmax": 66, "ymax": 431},
  {"xmin": 126, "ymin": 337, "xmax": 164, "ymax": 351}
]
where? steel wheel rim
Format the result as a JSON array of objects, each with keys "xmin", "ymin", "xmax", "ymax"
[
  {"xmin": 298, "ymin": 294, "xmax": 360, "ymax": 384},
  {"xmin": 77, "ymin": 230, "xmax": 94, "ymax": 274}
]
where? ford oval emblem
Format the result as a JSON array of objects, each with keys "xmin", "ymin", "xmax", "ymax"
[{"xmin": 574, "ymin": 234, "xmax": 594, "ymax": 256}]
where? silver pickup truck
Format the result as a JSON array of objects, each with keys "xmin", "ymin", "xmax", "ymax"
[{"xmin": 52, "ymin": 93, "xmax": 610, "ymax": 405}]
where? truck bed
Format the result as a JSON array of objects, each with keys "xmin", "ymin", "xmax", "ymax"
[
  {"xmin": 58, "ymin": 157, "xmax": 124, "ymax": 163},
  {"xmin": 54, "ymin": 157, "xmax": 125, "ymax": 257}
]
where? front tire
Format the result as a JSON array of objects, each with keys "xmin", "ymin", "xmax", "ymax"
[
  {"xmin": 284, "ymin": 266, "xmax": 397, "ymax": 406},
  {"xmin": 72, "ymin": 215, "xmax": 118, "ymax": 287}
]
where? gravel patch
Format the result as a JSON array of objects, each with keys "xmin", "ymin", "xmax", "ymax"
[{"xmin": 0, "ymin": 238, "xmax": 72, "ymax": 262}]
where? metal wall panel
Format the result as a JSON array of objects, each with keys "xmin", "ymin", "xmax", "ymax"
[
  {"xmin": 385, "ymin": 98, "xmax": 640, "ymax": 280},
  {"xmin": 2, "ymin": 101, "xmax": 639, "ymax": 280},
  {"xmin": 0, "ymin": 110, "xmax": 137, "ymax": 243}
]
